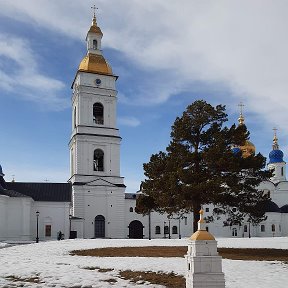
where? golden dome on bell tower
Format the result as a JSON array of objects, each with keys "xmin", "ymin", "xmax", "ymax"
[
  {"xmin": 237, "ymin": 102, "xmax": 256, "ymax": 158},
  {"xmin": 77, "ymin": 7, "xmax": 114, "ymax": 76}
]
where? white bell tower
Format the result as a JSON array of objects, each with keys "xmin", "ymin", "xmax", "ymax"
[{"xmin": 69, "ymin": 10, "xmax": 126, "ymax": 239}]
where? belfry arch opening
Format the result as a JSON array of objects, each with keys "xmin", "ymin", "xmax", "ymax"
[
  {"xmin": 93, "ymin": 39, "xmax": 98, "ymax": 50},
  {"xmin": 93, "ymin": 149, "xmax": 104, "ymax": 171},
  {"xmin": 73, "ymin": 107, "xmax": 77, "ymax": 128},
  {"xmin": 93, "ymin": 103, "xmax": 104, "ymax": 125}
]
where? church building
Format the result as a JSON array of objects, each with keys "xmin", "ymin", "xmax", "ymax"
[{"xmin": 1, "ymin": 12, "xmax": 288, "ymax": 242}]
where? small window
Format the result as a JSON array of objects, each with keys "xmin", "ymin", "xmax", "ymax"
[
  {"xmin": 184, "ymin": 217, "xmax": 187, "ymax": 225},
  {"xmin": 71, "ymin": 149, "xmax": 74, "ymax": 175},
  {"xmin": 155, "ymin": 226, "xmax": 161, "ymax": 234},
  {"xmin": 129, "ymin": 207, "xmax": 133, "ymax": 212},
  {"xmin": 93, "ymin": 39, "xmax": 97, "ymax": 50},
  {"xmin": 172, "ymin": 226, "xmax": 178, "ymax": 234},
  {"xmin": 279, "ymin": 225, "xmax": 281, "ymax": 232},
  {"xmin": 206, "ymin": 226, "xmax": 209, "ymax": 232},
  {"xmin": 281, "ymin": 167, "xmax": 284, "ymax": 176},
  {"xmin": 232, "ymin": 207, "xmax": 237, "ymax": 213},
  {"xmin": 164, "ymin": 225, "xmax": 169, "ymax": 234},
  {"xmin": 74, "ymin": 107, "xmax": 77, "ymax": 128},
  {"xmin": 272, "ymin": 224, "xmax": 275, "ymax": 232},
  {"xmin": 261, "ymin": 225, "xmax": 265, "ymax": 232},
  {"xmin": 93, "ymin": 103, "xmax": 104, "ymax": 125},
  {"xmin": 232, "ymin": 228, "xmax": 237, "ymax": 237},
  {"xmin": 244, "ymin": 225, "xmax": 248, "ymax": 232},
  {"xmin": 45, "ymin": 225, "xmax": 51, "ymax": 237},
  {"xmin": 93, "ymin": 149, "xmax": 104, "ymax": 171},
  {"xmin": 205, "ymin": 207, "xmax": 209, "ymax": 213}
]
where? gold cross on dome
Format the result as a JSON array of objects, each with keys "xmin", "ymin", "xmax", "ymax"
[
  {"xmin": 238, "ymin": 102, "xmax": 245, "ymax": 116},
  {"xmin": 272, "ymin": 127, "xmax": 279, "ymax": 150},
  {"xmin": 91, "ymin": 5, "xmax": 98, "ymax": 17}
]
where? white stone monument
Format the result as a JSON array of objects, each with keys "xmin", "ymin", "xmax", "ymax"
[{"xmin": 186, "ymin": 210, "xmax": 225, "ymax": 288}]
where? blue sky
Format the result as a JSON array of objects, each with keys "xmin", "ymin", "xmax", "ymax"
[{"xmin": 1, "ymin": 0, "xmax": 288, "ymax": 192}]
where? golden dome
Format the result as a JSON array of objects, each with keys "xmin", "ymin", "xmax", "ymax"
[
  {"xmin": 88, "ymin": 23, "xmax": 103, "ymax": 35},
  {"xmin": 189, "ymin": 209, "xmax": 215, "ymax": 241},
  {"xmin": 87, "ymin": 14, "xmax": 103, "ymax": 36},
  {"xmin": 190, "ymin": 230, "xmax": 215, "ymax": 241},
  {"xmin": 240, "ymin": 140, "xmax": 256, "ymax": 158},
  {"xmin": 78, "ymin": 53, "xmax": 113, "ymax": 75}
]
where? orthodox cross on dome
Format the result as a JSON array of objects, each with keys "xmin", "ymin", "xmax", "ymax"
[
  {"xmin": 238, "ymin": 102, "xmax": 245, "ymax": 125},
  {"xmin": 272, "ymin": 127, "xmax": 279, "ymax": 150},
  {"xmin": 91, "ymin": 5, "xmax": 98, "ymax": 23},
  {"xmin": 198, "ymin": 209, "xmax": 206, "ymax": 230}
]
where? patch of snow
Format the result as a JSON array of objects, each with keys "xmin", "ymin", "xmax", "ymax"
[{"xmin": 0, "ymin": 238, "xmax": 287, "ymax": 287}]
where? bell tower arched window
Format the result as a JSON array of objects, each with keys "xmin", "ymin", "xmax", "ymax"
[
  {"xmin": 93, "ymin": 103, "xmax": 104, "ymax": 125},
  {"xmin": 93, "ymin": 40, "xmax": 98, "ymax": 50},
  {"xmin": 93, "ymin": 149, "xmax": 104, "ymax": 171},
  {"xmin": 74, "ymin": 107, "xmax": 77, "ymax": 128}
]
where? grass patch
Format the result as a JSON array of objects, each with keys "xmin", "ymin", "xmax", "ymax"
[
  {"xmin": 98, "ymin": 268, "xmax": 113, "ymax": 273},
  {"xmin": 71, "ymin": 246, "xmax": 288, "ymax": 262},
  {"xmin": 82, "ymin": 266, "xmax": 100, "ymax": 270},
  {"xmin": 5, "ymin": 275, "xmax": 41, "ymax": 283},
  {"xmin": 101, "ymin": 278, "xmax": 117, "ymax": 283},
  {"xmin": 119, "ymin": 270, "xmax": 185, "ymax": 288},
  {"xmin": 82, "ymin": 266, "xmax": 113, "ymax": 272}
]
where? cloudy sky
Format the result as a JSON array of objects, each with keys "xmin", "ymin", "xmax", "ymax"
[{"xmin": 0, "ymin": 0, "xmax": 288, "ymax": 192}]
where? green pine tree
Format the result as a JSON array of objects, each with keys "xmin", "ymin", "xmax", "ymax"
[{"xmin": 136, "ymin": 100, "xmax": 271, "ymax": 232}]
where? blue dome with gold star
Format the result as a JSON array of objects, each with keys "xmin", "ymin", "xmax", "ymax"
[
  {"xmin": 269, "ymin": 149, "xmax": 284, "ymax": 164},
  {"xmin": 232, "ymin": 147, "xmax": 242, "ymax": 155},
  {"xmin": 269, "ymin": 131, "xmax": 284, "ymax": 164}
]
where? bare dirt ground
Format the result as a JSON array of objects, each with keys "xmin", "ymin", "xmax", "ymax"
[
  {"xmin": 71, "ymin": 246, "xmax": 288, "ymax": 287},
  {"xmin": 72, "ymin": 246, "xmax": 288, "ymax": 261}
]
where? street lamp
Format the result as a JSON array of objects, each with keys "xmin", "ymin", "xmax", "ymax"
[
  {"xmin": 178, "ymin": 217, "xmax": 181, "ymax": 239},
  {"xmin": 69, "ymin": 214, "xmax": 72, "ymax": 239},
  {"xmin": 168, "ymin": 219, "xmax": 171, "ymax": 239},
  {"xmin": 36, "ymin": 211, "xmax": 40, "ymax": 243}
]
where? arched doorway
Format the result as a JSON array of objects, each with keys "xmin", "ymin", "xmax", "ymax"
[
  {"xmin": 95, "ymin": 215, "xmax": 105, "ymax": 238},
  {"xmin": 232, "ymin": 228, "xmax": 237, "ymax": 237},
  {"xmin": 128, "ymin": 220, "xmax": 144, "ymax": 239}
]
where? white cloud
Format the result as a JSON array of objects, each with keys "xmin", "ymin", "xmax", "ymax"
[
  {"xmin": 1, "ymin": 0, "xmax": 288, "ymax": 129},
  {"xmin": 0, "ymin": 33, "xmax": 68, "ymax": 109},
  {"xmin": 118, "ymin": 116, "xmax": 140, "ymax": 127}
]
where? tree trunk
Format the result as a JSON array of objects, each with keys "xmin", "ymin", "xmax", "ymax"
[{"xmin": 193, "ymin": 203, "xmax": 201, "ymax": 232}]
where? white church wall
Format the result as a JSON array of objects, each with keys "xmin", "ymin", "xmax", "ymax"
[
  {"xmin": 124, "ymin": 198, "xmax": 194, "ymax": 239},
  {"xmin": 3, "ymin": 197, "xmax": 33, "ymax": 241},
  {"xmin": 280, "ymin": 213, "xmax": 288, "ymax": 235},
  {"xmin": 71, "ymin": 218, "xmax": 84, "ymax": 238},
  {"xmin": 80, "ymin": 187, "xmax": 125, "ymax": 239},
  {"xmin": 273, "ymin": 183, "xmax": 288, "ymax": 207},
  {"xmin": 0, "ymin": 195, "xmax": 8, "ymax": 240},
  {"xmin": 33, "ymin": 202, "xmax": 70, "ymax": 241}
]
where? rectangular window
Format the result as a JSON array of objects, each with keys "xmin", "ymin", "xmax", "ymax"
[
  {"xmin": 164, "ymin": 226, "xmax": 169, "ymax": 234},
  {"xmin": 261, "ymin": 225, "xmax": 265, "ymax": 232},
  {"xmin": 184, "ymin": 217, "xmax": 187, "ymax": 225},
  {"xmin": 205, "ymin": 207, "xmax": 209, "ymax": 212},
  {"xmin": 45, "ymin": 225, "xmax": 51, "ymax": 237}
]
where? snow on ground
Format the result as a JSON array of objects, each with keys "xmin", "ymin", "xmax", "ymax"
[
  {"xmin": 0, "ymin": 242, "xmax": 9, "ymax": 249},
  {"xmin": 0, "ymin": 237, "xmax": 287, "ymax": 287}
]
